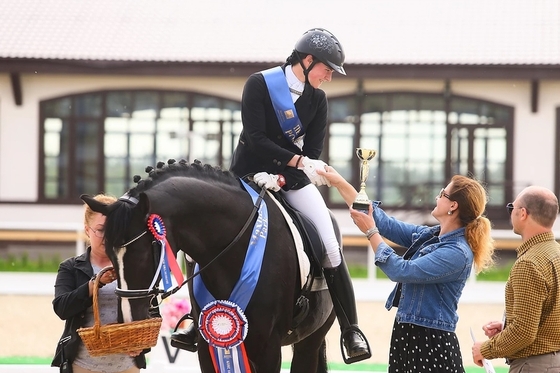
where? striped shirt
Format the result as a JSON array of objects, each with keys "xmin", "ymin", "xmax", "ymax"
[{"xmin": 481, "ymin": 232, "xmax": 560, "ymax": 360}]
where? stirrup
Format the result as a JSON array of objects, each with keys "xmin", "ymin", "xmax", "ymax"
[
  {"xmin": 170, "ymin": 313, "xmax": 198, "ymax": 353},
  {"xmin": 170, "ymin": 333, "xmax": 198, "ymax": 353},
  {"xmin": 339, "ymin": 325, "xmax": 372, "ymax": 364},
  {"xmin": 172, "ymin": 313, "xmax": 194, "ymax": 333}
]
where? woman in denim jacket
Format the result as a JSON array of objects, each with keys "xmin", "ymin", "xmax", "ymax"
[{"xmin": 319, "ymin": 167, "xmax": 495, "ymax": 373}]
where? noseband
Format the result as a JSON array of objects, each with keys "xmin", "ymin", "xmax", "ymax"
[{"xmin": 113, "ymin": 230, "xmax": 165, "ymax": 299}]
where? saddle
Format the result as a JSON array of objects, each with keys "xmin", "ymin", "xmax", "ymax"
[
  {"xmin": 267, "ymin": 191, "xmax": 326, "ymax": 274},
  {"xmin": 259, "ymin": 185, "xmax": 341, "ymax": 330}
]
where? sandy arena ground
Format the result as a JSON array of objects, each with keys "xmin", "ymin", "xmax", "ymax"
[{"xmin": 0, "ymin": 294, "xmax": 508, "ymax": 369}]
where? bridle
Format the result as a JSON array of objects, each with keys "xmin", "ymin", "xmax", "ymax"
[
  {"xmin": 113, "ymin": 186, "xmax": 267, "ymax": 302},
  {"xmin": 113, "ymin": 230, "xmax": 162, "ymax": 299}
]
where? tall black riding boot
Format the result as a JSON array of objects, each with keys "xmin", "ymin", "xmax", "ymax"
[
  {"xmin": 324, "ymin": 259, "xmax": 372, "ymax": 364},
  {"xmin": 170, "ymin": 316, "xmax": 198, "ymax": 352}
]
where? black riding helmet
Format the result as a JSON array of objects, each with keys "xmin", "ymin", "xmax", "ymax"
[{"xmin": 294, "ymin": 28, "xmax": 346, "ymax": 76}]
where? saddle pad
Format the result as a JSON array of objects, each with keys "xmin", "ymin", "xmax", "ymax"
[{"xmin": 266, "ymin": 191, "xmax": 310, "ymax": 288}]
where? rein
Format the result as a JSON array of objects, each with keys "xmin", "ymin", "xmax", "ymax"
[{"xmin": 114, "ymin": 185, "xmax": 267, "ymax": 301}]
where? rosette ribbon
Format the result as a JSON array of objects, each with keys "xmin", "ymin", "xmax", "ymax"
[{"xmin": 147, "ymin": 214, "xmax": 184, "ymax": 291}]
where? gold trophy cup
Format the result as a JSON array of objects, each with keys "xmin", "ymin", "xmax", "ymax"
[{"xmin": 352, "ymin": 148, "xmax": 377, "ymax": 213}]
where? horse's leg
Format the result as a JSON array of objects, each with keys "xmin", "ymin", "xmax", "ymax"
[
  {"xmin": 290, "ymin": 310, "xmax": 336, "ymax": 373},
  {"xmin": 195, "ymin": 341, "xmax": 217, "ymax": 373},
  {"xmin": 247, "ymin": 334, "xmax": 283, "ymax": 372}
]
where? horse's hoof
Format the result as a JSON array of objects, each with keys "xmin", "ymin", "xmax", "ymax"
[{"xmin": 170, "ymin": 338, "xmax": 198, "ymax": 353}]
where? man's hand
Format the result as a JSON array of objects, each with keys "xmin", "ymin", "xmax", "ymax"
[
  {"xmin": 483, "ymin": 321, "xmax": 503, "ymax": 338},
  {"xmin": 299, "ymin": 157, "xmax": 330, "ymax": 186},
  {"xmin": 472, "ymin": 341, "xmax": 485, "ymax": 367},
  {"xmin": 254, "ymin": 172, "xmax": 281, "ymax": 192}
]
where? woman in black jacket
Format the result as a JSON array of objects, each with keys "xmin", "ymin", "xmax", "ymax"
[{"xmin": 51, "ymin": 194, "xmax": 146, "ymax": 373}]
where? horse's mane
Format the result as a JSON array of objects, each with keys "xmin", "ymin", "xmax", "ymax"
[
  {"xmin": 104, "ymin": 159, "xmax": 239, "ymax": 249},
  {"xmin": 128, "ymin": 158, "xmax": 239, "ymax": 198}
]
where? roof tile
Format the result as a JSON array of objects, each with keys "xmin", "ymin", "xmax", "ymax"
[{"xmin": 0, "ymin": 0, "xmax": 559, "ymax": 65}]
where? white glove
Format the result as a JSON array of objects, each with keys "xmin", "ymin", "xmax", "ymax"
[
  {"xmin": 253, "ymin": 172, "xmax": 281, "ymax": 192},
  {"xmin": 299, "ymin": 156, "xmax": 330, "ymax": 186}
]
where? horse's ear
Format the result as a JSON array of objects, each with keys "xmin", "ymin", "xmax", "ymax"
[
  {"xmin": 138, "ymin": 192, "xmax": 151, "ymax": 216},
  {"xmin": 80, "ymin": 194, "xmax": 111, "ymax": 215}
]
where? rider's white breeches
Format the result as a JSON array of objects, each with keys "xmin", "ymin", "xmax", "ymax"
[{"xmin": 282, "ymin": 184, "xmax": 341, "ymax": 268}]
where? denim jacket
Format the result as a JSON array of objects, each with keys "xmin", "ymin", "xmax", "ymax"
[{"xmin": 372, "ymin": 202, "xmax": 473, "ymax": 332}]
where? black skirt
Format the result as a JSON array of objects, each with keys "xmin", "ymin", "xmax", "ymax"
[{"xmin": 388, "ymin": 319, "xmax": 465, "ymax": 373}]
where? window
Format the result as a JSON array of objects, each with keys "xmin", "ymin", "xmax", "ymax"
[
  {"xmin": 39, "ymin": 90, "xmax": 242, "ymax": 202},
  {"xmin": 326, "ymin": 92, "xmax": 514, "ymax": 223}
]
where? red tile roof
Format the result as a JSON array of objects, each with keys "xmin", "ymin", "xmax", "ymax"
[{"xmin": 0, "ymin": 0, "xmax": 559, "ymax": 65}]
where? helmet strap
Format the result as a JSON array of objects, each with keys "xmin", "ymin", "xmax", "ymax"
[{"xmin": 294, "ymin": 51, "xmax": 315, "ymax": 85}]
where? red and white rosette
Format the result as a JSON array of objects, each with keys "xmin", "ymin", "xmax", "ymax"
[{"xmin": 198, "ymin": 300, "xmax": 248, "ymax": 349}]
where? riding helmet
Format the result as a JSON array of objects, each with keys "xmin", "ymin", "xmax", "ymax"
[{"xmin": 294, "ymin": 28, "xmax": 346, "ymax": 75}]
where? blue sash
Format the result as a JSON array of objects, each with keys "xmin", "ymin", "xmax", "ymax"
[
  {"xmin": 193, "ymin": 179, "xmax": 268, "ymax": 309},
  {"xmin": 193, "ymin": 179, "xmax": 268, "ymax": 373},
  {"xmin": 262, "ymin": 66, "xmax": 304, "ymax": 149}
]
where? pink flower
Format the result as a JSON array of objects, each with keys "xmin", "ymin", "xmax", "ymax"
[{"xmin": 160, "ymin": 297, "xmax": 192, "ymax": 332}]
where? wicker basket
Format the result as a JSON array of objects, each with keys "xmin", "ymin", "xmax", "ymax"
[{"xmin": 77, "ymin": 266, "xmax": 162, "ymax": 356}]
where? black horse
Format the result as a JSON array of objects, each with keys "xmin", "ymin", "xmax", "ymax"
[{"xmin": 82, "ymin": 159, "xmax": 337, "ymax": 372}]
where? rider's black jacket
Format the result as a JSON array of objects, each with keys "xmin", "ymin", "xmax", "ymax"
[{"xmin": 230, "ymin": 65, "xmax": 328, "ymax": 190}]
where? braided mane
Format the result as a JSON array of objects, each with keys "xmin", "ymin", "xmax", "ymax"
[
  {"xmin": 127, "ymin": 159, "xmax": 239, "ymax": 198},
  {"xmin": 103, "ymin": 159, "xmax": 238, "ymax": 250}
]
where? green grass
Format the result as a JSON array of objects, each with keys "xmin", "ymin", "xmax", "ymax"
[
  {"xmin": 0, "ymin": 357, "xmax": 508, "ymax": 372},
  {"xmin": 0, "ymin": 356, "xmax": 52, "ymax": 364},
  {"xmin": 476, "ymin": 260, "xmax": 515, "ymax": 281},
  {"xmin": 0, "ymin": 254, "xmax": 514, "ymax": 282},
  {"xmin": 348, "ymin": 261, "xmax": 513, "ymax": 282},
  {"xmin": 0, "ymin": 253, "xmax": 61, "ymax": 272}
]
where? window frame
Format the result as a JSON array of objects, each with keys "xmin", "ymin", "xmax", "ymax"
[
  {"xmin": 38, "ymin": 89, "xmax": 242, "ymax": 203},
  {"xmin": 325, "ymin": 91, "xmax": 515, "ymax": 225}
]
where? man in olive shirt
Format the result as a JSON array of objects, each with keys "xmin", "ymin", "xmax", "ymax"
[{"xmin": 472, "ymin": 186, "xmax": 560, "ymax": 372}]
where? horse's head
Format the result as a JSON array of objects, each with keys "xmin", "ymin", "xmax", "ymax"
[
  {"xmin": 81, "ymin": 192, "xmax": 160, "ymax": 322},
  {"xmin": 81, "ymin": 159, "xmax": 253, "ymax": 325}
]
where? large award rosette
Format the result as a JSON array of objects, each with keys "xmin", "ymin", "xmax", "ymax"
[{"xmin": 193, "ymin": 179, "xmax": 268, "ymax": 373}]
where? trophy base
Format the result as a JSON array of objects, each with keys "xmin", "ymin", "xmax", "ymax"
[{"xmin": 352, "ymin": 200, "xmax": 370, "ymax": 214}]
